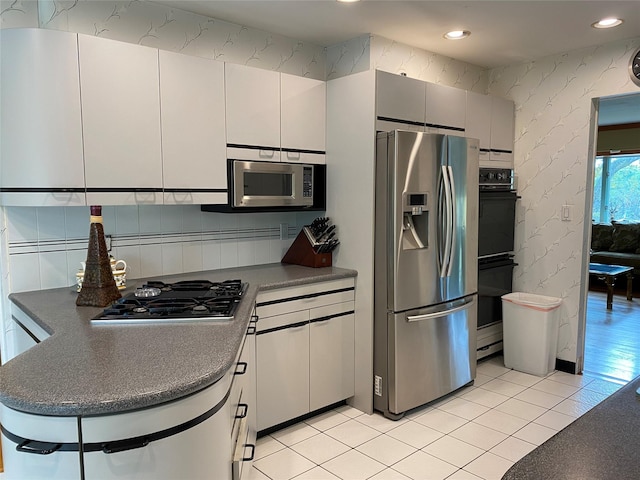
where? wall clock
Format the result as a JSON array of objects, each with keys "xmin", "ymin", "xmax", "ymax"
[{"xmin": 630, "ymin": 46, "xmax": 640, "ymax": 87}]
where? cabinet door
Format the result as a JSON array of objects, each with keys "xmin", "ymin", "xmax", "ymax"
[
  {"xmin": 3, "ymin": 304, "xmax": 51, "ymax": 363},
  {"xmin": 256, "ymin": 313, "xmax": 309, "ymax": 431},
  {"xmin": 465, "ymin": 91, "xmax": 492, "ymax": 164},
  {"xmin": 0, "ymin": 405, "xmax": 81, "ymax": 479},
  {"xmin": 159, "ymin": 51, "xmax": 227, "ymax": 205},
  {"xmin": 281, "ymin": 73, "xmax": 326, "ymax": 164},
  {"xmin": 375, "ymin": 70, "xmax": 425, "ymax": 132},
  {"xmin": 82, "ymin": 379, "xmax": 233, "ymax": 480},
  {"xmin": 490, "ymin": 96, "xmax": 515, "ymax": 164},
  {"xmin": 78, "ymin": 34, "xmax": 162, "ymax": 205},
  {"xmin": 309, "ymin": 305, "xmax": 355, "ymax": 411},
  {"xmin": 425, "ymin": 82, "xmax": 466, "ymax": 134},
  {"xmin": 0, "ymin": 29, "xmax": 85, "ymax": 207},
  {"xmin": 225, "ymin": 63, "xmax": 281, "ymax": 160}
]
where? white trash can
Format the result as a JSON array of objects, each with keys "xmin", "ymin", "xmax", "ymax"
[{"xmin": 501, "ymin": 292, "xmax": 562, "ymax": 376}]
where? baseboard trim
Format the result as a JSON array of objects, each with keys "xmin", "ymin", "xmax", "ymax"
[{"xmin": 555, "ymin": 358, "xmax": 577, "ymax": 374}]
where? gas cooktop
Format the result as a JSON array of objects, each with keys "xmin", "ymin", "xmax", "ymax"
[{"xmin": 91, "ymin": 279, "xmax": 248, "ymax": 325}]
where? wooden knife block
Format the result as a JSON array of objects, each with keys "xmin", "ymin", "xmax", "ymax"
[{"xmin": 282, "ymin": 230, "xmax": 332, "ymax": 268}]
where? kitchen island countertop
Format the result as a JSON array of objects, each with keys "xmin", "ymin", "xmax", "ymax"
[
  {"xmin": 502, "ymin": 374, "xmax": 640, "ymax": 479},
  {"xmin": 0, "ymin": 264, "xmax": 357, "ymax": 417}
]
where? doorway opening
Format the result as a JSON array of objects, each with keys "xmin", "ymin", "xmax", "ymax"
[{"xmin": 582, "ymin": 93, "xmax": 640, "ymax": 384}]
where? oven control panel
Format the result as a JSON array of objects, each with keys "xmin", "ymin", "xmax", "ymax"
[{"xmin": 479, "ymin": 168, "xmax": 513, "ymax": 190}]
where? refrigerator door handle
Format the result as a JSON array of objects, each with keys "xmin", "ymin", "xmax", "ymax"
[
  {"xmin": 447, "ymin": 165, "xmax": 456, "ymax": 277},
  {"xmin": 440, "ymin": 165, "xmax": 453, "ymax": 277},
  {"xmin": 406, "ymin": 297, "xmax": 475, "ymax": 322}
]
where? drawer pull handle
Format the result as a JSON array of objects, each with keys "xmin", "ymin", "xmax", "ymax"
[
  {"xmin": 243, "ymin": 444, "xmax": 255, "ymax": 462},
  {"xmin": 101, "ymin": 437, "xmax": 150, "ymax": 454},
  {"xmin": 235, "ymin": 403, "xmax": 249, "ymax": 419},
  {"xmin": 234, "ymin": 362, "xmax": 248, "ymax": 375},
  {"xmin": 16, "ymin": 440, "xmax": 62, "ymax": 455}
]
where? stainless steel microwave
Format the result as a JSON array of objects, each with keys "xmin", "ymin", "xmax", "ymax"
[{"xmin": 230, "ymin": 160, "xmax": 317, "ymax": 208}]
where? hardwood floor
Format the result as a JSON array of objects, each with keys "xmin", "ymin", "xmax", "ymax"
[{"xmin": 583, "ymin": 290, "xmax": 640, "ymax": 384}]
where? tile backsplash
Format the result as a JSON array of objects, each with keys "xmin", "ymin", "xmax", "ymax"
[{"xmin": 4, "ymin": 205, "xmax": 317, "ymax": 293}]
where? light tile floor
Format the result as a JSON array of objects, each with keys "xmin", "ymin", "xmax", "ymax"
[{"xmin": 249, "ymin": 355, "xmax": 624, "ymax": 480}]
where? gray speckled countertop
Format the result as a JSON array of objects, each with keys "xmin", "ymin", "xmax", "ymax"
[
  {"xmin": 502, "ymin": 375, "xmax": 640, "ymax": 479},
  {"xmin": 0, "ymin": 264, "xmax": 356, "ymax": 417}
]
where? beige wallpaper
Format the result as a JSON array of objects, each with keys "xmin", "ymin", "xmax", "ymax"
[
  {"xmin": 0, "ymin": 0, "xmax": 326, "ymax": 79},
  {"xmin": 371, "ymin": 35, "xmax": 488, "ymax": 94},
  {"xmin": 489, "ymin": 37, "xmax": 640, "ymax": 367}
]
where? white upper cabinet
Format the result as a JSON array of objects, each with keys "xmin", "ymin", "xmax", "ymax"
[
  {"xmin": 375, "ymin": 70, "xmax": 425, "ymax": 132},
  {"xmin": 281, "ymin": 73, "xmax": 326, "ymax": 164},
  {"xmin": 425, "ymin": 83, "xmax": 466, "ymax": 135},
  {"xmin": 159, "ymin": 51, "xmax": 227, "ymax": 205},
  {"xmin": 466, "ymin": 91, "xmax": 514, "ymax": 167},
  {"xmin": 490, "ymin": 95, "xmax": 515, "ymax": 161},
  {"xmin": 78, "ymin": 34, "xmax": 163, "ymax": 205},
  {"xmin": 0, "ymin": 28, "xmax": 85, "ymax": 206},
  {"xmin": 225, "ymin": 63, "xmax": 281, "ymax": 161},
  {"xmin": 466, "ymin": 90, "xmax": 493, "ymax": 162}
]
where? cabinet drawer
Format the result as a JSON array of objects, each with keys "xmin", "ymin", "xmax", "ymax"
[
  {"xmin": 256, "ymin": 289, "xmax": 354, "ymax": 319},
  {"xmin": 256, "ymin": 309, "xmax": 309, "ymax": 333},
  {"xmin": 257, "ymin": 278, "xmax": 354, "ymax": 304},
  {"xmin": 256, "ymin": 278, "xmax": 355, "ymax": 319},
  {"xmin": 309, "ymin": 301, "xmax": 355, "ymax": 322}
]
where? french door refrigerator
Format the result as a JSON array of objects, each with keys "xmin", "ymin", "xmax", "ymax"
[{"xmin": 374, "ymin": 130, "xmax": 479, "ymax": 419}]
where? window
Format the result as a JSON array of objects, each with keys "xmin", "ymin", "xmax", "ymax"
[{"xmin": 592, "ymin": 154, "xmax": 640, "ymax": 223}]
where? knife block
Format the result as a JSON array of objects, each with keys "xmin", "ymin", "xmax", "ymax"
[{"xmin": 281, "ymin": 230, "xmax": 332, "ymax": 268}]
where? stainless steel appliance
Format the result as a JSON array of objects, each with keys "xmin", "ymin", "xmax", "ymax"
[
  {"xmin": 91, "ymin": 279, "xmax": 247, "ymax": 324},
  {"xmin": 231, "ymin": 160, "xmax": 316, "ymax": 208},
  {"xmin": 374, "ymin": 131, "xmax": 479, "ymax": 419},
  {"xmin": 477, "ymin": 167, "xmax": 518, "ymax": 359}
]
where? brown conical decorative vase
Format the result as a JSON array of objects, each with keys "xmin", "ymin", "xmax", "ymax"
[{"xmin": 76, "ymin": 205, "xmax": 121, "ymax": 307}]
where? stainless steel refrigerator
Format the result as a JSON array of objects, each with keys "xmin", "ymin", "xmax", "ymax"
[{"xmin": 374, "ymin": 130, "xmax": 479, "ymax": 419}]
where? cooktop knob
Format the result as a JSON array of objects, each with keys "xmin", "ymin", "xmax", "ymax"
[{"xmin": 487, "ymin": 172, "xmax": 496, "ymax": 180}]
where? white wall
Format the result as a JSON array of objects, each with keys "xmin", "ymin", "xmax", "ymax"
[{"xmin": 488, "ymin": 37, "xmax": 640, "ymax": 369}]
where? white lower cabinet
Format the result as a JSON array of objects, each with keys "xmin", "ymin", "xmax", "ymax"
[
  {"xmin": 256, "ymin": 311, "xmax": 310, "ymax": 430},
  {"xmin": 81, "ymin": 378, "xmax": 234, "ymax": 480},
  {"xmin": 0, "ymin": 407, "xmax": 81, "ymax": 480},
  {"xmin": 255, "ymin": 278, "xmax": 355, "ymax": 431},
  {"xmin": 2, "ymin": 304, "xmax": 51, "ymax": 364},
  {"xmin": 0, "ymin": 329, "xmax": 256, "ymax": 480},
  {"xmin": 309, "ymin": 306, "xmax": 355, "ymax": 412}
]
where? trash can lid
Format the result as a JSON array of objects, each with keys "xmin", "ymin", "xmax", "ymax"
[{"xmin": 502, "ymin": 292, "xmax": 562, "ymax": 311}]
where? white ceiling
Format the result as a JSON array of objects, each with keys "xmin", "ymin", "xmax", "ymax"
[
  {"xmin": 154, "ymin": 0, "xmax": 640, "ymax": 124},
  {"xmin": 155, "ymin": 0, "xmax": 640, "ymax": 69}
]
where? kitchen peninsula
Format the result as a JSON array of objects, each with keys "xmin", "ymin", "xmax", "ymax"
[
  {"xmin": 0, "ymin": 263, "xmax": 356, "ymax": 480},
  {"xmin": 502, "ymin": 375, "xmax": 640, "ymax": 479}
]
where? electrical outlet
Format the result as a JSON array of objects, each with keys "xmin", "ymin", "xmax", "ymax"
[
  {"xmin": 374, "ymin": 375, "xmax": 382, "ymax": 396},
  {"xmin": 106, "ymin": 235, "xmax": 112, "ymax": 251}
]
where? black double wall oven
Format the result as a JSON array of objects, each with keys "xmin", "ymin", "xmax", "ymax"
[{"xmin": 477, "ymin": 168, "xmax": 519, "ymax": 358}]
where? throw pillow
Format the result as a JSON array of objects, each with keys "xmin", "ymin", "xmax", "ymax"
[
  {"xmin": 591, "ymin": 223, "xmax": 614, "ymax": 251},
  {"xmin": 610, "ymin": 223, "xmax": 640, "ymax": 253}
]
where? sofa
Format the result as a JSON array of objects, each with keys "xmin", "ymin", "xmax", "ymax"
[{"xmin": 590, "ymin": 222, "xmax": 640, "ymax": 273}]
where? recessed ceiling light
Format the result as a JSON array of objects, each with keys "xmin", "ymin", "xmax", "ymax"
[
  {"xmin": 592, "ymin": 17, "xmax": 624, "ymax": 29},
  {"xmin": 336, "ymin": 0, "xmax": 361, "ymax": 3},
  {"xmin": 444, "ymin": 30, "xmax": 471, "ymax": 40}
]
